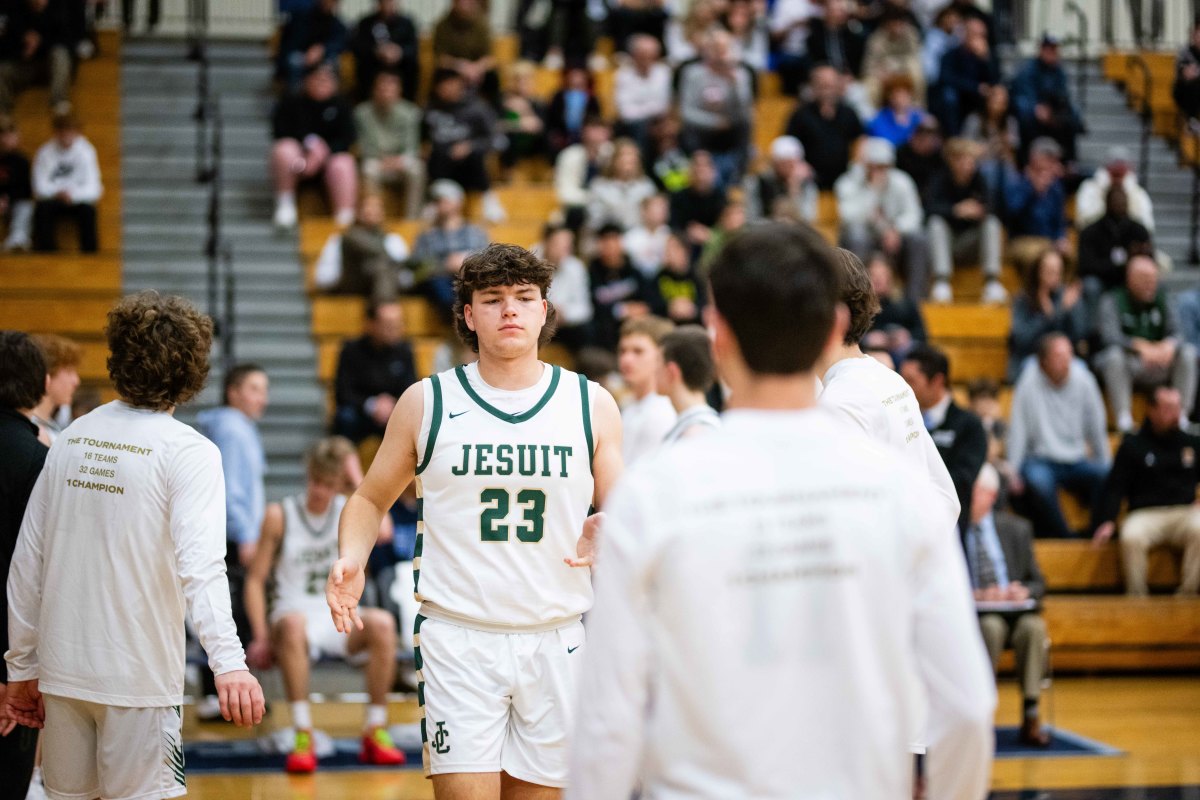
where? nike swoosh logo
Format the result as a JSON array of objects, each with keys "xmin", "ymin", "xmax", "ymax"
[
  {"xmin": 567, "ymin": 646, "xmax": 580, "ymax": 654},
  {"xmin": 449, "ymin": 411, "xmax": 470, "ymax": 419}
]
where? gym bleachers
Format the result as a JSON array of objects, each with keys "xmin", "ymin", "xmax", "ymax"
[
  {"xmin": 279, "ymin": 27, "xmax": 1200, "ymax": 676},
  {"xmin": 0, "ymin": 31, "xmax": 123, "ymax": 401}
]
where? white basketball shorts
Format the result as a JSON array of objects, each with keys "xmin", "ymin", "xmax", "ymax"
[
  {"xmin": 415, "ymin": 614, "xmax": 585, "ymax": 788},
  {"xmin": 271, "ymin": 607, "xmax": 352, "ymax": 662},
  {"xmin": 42, "ymin": 695, "xmax": 187, "ymax": 800}
]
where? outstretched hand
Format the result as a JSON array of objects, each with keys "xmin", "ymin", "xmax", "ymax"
[
  {"xmin": 2, "ymin": 680, "xmax": 43, "ymax": 730},
  {"xmin": 565, "ymin": 512, "xmax": 604, "ymax": 569},
  {"xmin": 327, "ymin": 557, "xmax": 366, "ymax": 633}
]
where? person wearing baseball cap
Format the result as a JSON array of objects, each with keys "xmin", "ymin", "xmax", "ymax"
[
  {"xmin": 836, "ymin": 137, "xmax": 930, "ymax": 303},
  {"xmin": 1011, "ymin": 30, "xmax": 1084, "ymax": 163},
  {"xmin": 744, "ymin": 135, "xmax": 818, "ymax": 223},
  {"xmin": 1075, "ymin": 145, "xmax": 1156, "ymax": 232}
]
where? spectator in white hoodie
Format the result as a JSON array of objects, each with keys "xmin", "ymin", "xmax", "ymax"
[
  {"xmin": 614, "ymin": 34, "xmax": 673, "ymax": 146},
  {"xmin": 32, "ymin": 112, "xmax": 101, "ymax": 253},
  {"xmin": 1075, "ymin": 145, "xmax": 1155, "ymax": 233},
  {"xmin": 837, "ymin": 137, "xmax": 929, "ymax": 301}
]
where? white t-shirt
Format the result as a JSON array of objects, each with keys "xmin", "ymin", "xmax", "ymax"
[
  {"xmin": 6, "ymin": 401, "xmax": 246, "ymax": 707},
  {"xmin": 568, "ymin": 409, "xmax": 995, "ymax": 800},
  {"xmin": 820, "ymin": 355, "xmax": 961, "ymax": 529},
  {"xmin": 620, "ymin": 392, "xmax": 676, "ymax": 466}
]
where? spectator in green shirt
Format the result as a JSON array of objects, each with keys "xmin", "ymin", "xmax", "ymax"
[{"xmin": 355, "ymin": 71, "xmax": 424, "ymax": 218}]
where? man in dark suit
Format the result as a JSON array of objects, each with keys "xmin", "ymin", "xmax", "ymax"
[
  {"xmin": 965, "ymin": 463, "xmax": 1051, "ymax": 747},
  {"xmin": 901, "ymin": 343, "xmax": 988, "ymax": 531}
]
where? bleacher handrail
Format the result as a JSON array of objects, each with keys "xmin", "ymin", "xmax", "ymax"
[
  {"xmin": 1125, "ymin": 54, "xmax": 1155, "ymax": 190},
  {"xmin": 1189, "ymin": 123, "xmax": 1200, "ymax": 265},
  {"xmin": 1065, "ymin": 0, "xmax": 1090, "ymax": 113},
  {"xmin": 190, "ymin": 24, "xmax": 237, "ymax": 380}
]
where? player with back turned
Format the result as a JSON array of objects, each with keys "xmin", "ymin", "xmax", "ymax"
[
  {"xmin": 568, "ymin": 224, "xmax": 995, "ymax": 799},
  {"xmin": 5, "ymin": 292, "xmax": 264, "ymax": 800}
]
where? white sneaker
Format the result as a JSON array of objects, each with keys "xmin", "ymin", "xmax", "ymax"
[
  {"xmin": 982, "ymin": 279, "xmax": 1009, "ymax": 304},
  {"xmin": 25, "ymin": 767, "xmax": 45, "ymax": 800},
  {"xmin": 273, "ymin": 198, "xmax": 298, "ymax": 230},
  {"xmin": 1117, "ymin": 411, "xmax": 1135, "ymax": 434},
  {"xmin": 334, "ymin": 208, "xmax": 355, "ymax": 227},
  {"xmin": 195, "ymin": 694, "xmax": 223, "ymax": 721},
  {"xmin": 4, "ymin": 234, "xmax": 30, "ymax": 252},
  {"xmin": 930, "ymin": 281, "xmax": 953, "ymax": 303},
  {"xmin": 481, "ymin": 192, "xmax": 507, "ymax": 224}
]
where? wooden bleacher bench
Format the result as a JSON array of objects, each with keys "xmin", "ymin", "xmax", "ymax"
[
  {"xmin": 1036, "ymin": 539, "xmax": 1182, "ymax": 593},
  {"xmin": 1037, "ymin": 595, "xmax": 1200, "ymax": 671},
  {"xmin": 0, "ymin": 31, "xmax": 122, "ymax": 400}
]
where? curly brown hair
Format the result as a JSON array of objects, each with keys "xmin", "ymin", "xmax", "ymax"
[
  {"xmin": 453, "ymin": 244, "xmax": 558, "ymax": 353},
  {"xmin": 833, "ymin": 248, "xmax": 881, "ymax": 345},
  {"xmin": 105, "ymin": 292, "xmax": 213, "ymax": 410}
]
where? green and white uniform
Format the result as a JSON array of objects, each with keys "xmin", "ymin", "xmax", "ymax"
[
  {"xmin": 270, "ymin": 494, "xmax": 349, "ymax": 660},
  {"xmin": 412, "ymin": 362, "xmax": 596, "ymax": 786}
]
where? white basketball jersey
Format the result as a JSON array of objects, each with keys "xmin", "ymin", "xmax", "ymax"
[
  {"xmin": 270, "ymin": 494, "xmax": 346, "ymax": 622},
  {"xmin": 414, "ymin": 363, "xmax": 597, "ymax": 630}
]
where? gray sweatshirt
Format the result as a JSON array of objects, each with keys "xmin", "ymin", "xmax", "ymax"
[{"xmin": 1006, "ymin": 360, "xmax": 1110, "ymax": 469}]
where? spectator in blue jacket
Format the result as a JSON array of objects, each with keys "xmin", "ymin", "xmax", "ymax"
[
  {"xmin": 1010, "ymin": 33, "xmax": 1083, "ymax": 164},
  {"xmin": 934, "ymin": 17, "xmax": 1001, "ymax": 135},
  {"xmin": 867, "ymin": 73, "xmax": 926, "ymax": 147},
  {"xmin": 1005, "ymin": 137, "xmax": 1069, "ymax": 273},
  {"xmin": 276, "ymin": 0, "xmax": 348, "ymax": 91}
]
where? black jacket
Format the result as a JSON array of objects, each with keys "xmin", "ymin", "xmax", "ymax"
[
  {"xmin": 896, "ymin": 144, "xmax": 942, "ymax": 196},
  {"xmin": 0, "ymin": 151, "xmax": 32, "ymax": 202},
  {"xmin": 805, "ymin": 18, "xmax": 866, "ymax": 77},
  {"xmin": 871, "ymin": 295, "xmax": 926, "ymax": 341},
  {"xmin": 1094, "ymin": 423, "xmax": 1200, "ymax": 526},
  {"xmin": 924, "ymin": 167, "xmax": 991, "ymax": 229},
  {"xmin": 929, "ymin": 400, "xmax": 989, "ymax": 531},
  {"xmin": 785, "ymin": 102, "xmax": 864, "ymax": 190},
  {"xmin": 0, "ymin": 408, "xmax": 47, "ymax": 683},
  {"xmin": 351, "ymin": 11, "xmax": 419, "ymax": 100},
  {"xmin": 668, "ymin": 185, "xmax": 726, "ymax": 230},
  {"xmin": 1076, "ymin": 214, "xmax": 1152, "ymax": 291},
  {"xmin": 334, "ymin": 336, "xmax": 417, "ymax": 414},
  {"xmin": 0, "ymin": 0, "xmax": 83, "ymax": 59},
  {"xmin": 589, "ymin": 257, "xmax": 654, "ymax": 352},
  {"xmin": 272, "ymin": 93, "xmax": 357, "ymax": 153}
]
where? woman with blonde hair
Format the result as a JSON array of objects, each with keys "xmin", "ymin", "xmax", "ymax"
[{"xmin": 587, "ymin": 137, "xmax": 658, "ymax": 230}]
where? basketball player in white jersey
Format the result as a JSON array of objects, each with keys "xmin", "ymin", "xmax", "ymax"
[
  {"xmin": 5, "ymin": 292, "xmax": 265, "ymax": 800},
  {"xmin": 244, "ymin": 437, "xmax": 405, "ymax": 773},
  {"xmin": 657, "ymin": 325, "xmax": 720, "ymax": 443},
  {"xmin": 817, "ymin": 249, "xmax": 965, "ymax": 777},
  {"xmin": 568, "ymin": 224, "xmax": 995, "ymax": 799},
  {"xmin": 817, "ymin": 248, "xmax": 961, "ymax": 530},
  {"xmin": 327, "ymin": 244, "xmax": 623, "ymax": 799}
]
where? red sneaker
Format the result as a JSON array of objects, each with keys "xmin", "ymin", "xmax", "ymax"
[
  {"xmin": 359, "ymin": 727, "xmax": 406, "ymax": 766},
  {"xmin": 285, "ymin": 730, "xmax": 318, "ymax": 774}
]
